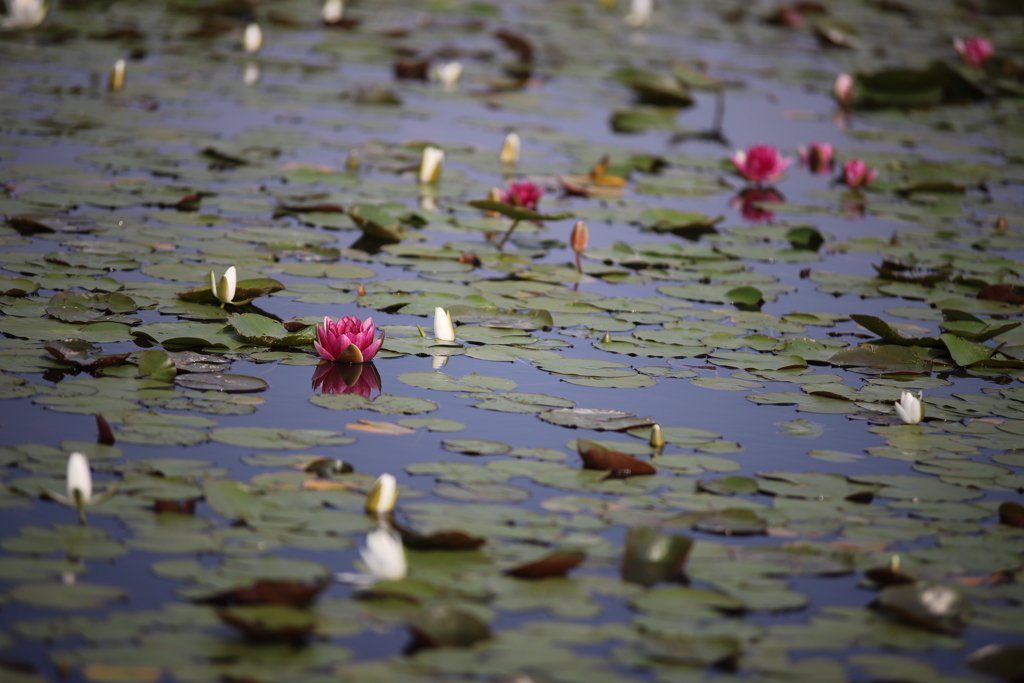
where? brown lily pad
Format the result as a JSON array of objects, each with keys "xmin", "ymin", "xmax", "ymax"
[
  {"xmin": 393, "ymin": 522, "xmax": 486, "ymax": 551},
  {"xmin": 202, "ymin": 577, "xmax": 331, "ymax": 608},
  {"xmin": 978, "ymin": 284, "xmax": 1024, "ymax": 305},
  {"xmin": 45, "ymin": 340, "xmax": 131, "ymax": 369},
  {"xmin": 998, "ymin": 501, "xmax": 1024, "ymax": 528},
  {"xmin": 217, "ymin": 605, "xmax": 317, "ymax": 643},
  {"xmin": 505, "ymin": 550, "xmax": 585, "ymax": 579},
  {"xmin": 578, "ymin": 439, "xmax": 656, "ymax": 478}
]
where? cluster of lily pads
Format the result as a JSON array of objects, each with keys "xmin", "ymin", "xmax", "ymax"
[{"xmin": 1, "ymin": 0, "xmax": 1023, "ymax": 681}]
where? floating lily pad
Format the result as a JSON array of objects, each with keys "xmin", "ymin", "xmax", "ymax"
[
  {"xmin": 174, "ymin": 373, "xmax": 268, "ymax": 393},
  {"xmin": 12, "ymin": 582, "xmax": 127, "ymax": 610},
  {"xmin": 210, "ymin": 427, "xmax": 354, "ymax": 450},
  {"xmin": 538, "ymin": 408, "xmax": 654, "ymax": 431},
  {"xmin": 441, "ymin": 439, "xmax": 512, "ymax": 456},
  {"xmin": 621, "ymin": 526, "xmax": 693, "ymax": 587},
  {"xmin": 398, "ymin": 372, "xmax": 517, "ymax": 392},
  {"xmin": 875, "ymin": 582, "xmax": 971, "ymax": 635}
]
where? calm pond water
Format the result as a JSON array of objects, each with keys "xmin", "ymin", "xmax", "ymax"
[{"xmin": 1, "ymin": 0, "xmax": 1023, "ymax": 681}]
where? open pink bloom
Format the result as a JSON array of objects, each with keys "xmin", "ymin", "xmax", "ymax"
[
  {"xmin": 314, "ymin": 315, "xmax": 384, "ymax": 363},
  {"xmin": 798, "ymin": 142, "xmax": 834, "ymax": 175},
  {"xmin": 312, "ymin": 361, "xmax": 381, "ymax": 398},
  {"xmin": 499, "ymin": 180, "xmax": 544, "ymax": 210},
  {"xmin": 729, "ymin": 145, "xmax": 792, "ymax": 184},
  {"xmin": 953, "ymin": 37, "xmax": 993, "ymax": 69},
  {"xmin": 834, "ymin": 73, "xmax": 854, "ymax": 107},
  {"xmin": 841, "ymin": 159, "xmax": 878, "ymax": 189},
  {"xmin": 731, "ymin": 187, "xmax": 783, "ymax": 223}
]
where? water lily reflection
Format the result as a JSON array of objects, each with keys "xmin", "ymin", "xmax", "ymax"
[
  {"xmin": 311, "ymin": 361, "xmax": 381, "ymax": 398},
  {"xmin": 731, "ymin": 187, "xmax": 784, "ymax": 223}
]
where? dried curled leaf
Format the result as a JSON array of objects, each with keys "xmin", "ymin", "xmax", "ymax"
[{"xmin": 577, "ymin": 439, "xmax": 656, "ymax": 478}]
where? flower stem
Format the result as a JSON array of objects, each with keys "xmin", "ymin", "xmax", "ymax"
[{"xmin": 496, "ymin": 219, "xmax": 520, "ymax": 251}]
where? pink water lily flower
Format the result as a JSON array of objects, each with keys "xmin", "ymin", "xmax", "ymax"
[
  {"xmin": 841, "ymin": 159, "xmax": 878, "ymax": 189},
  {"xmin": 798, "ymin": 142, "xmax": 835, "ymax": 175},
  {"xmin": 729, "ymin": 145, "xmax": 792, "ymax": 184},
  {"xmin": 499, "ymin": 180, "xmax": 544, "ymax": 210},
  {"xmin": 314, "ymin": 315, "xmax": 384, "ymax": 363},
  {"xmin": 953, "ymin": 36, "xmax": 993, "ymax": 69}
]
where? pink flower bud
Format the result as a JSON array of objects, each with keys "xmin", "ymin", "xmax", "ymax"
[
  {"xmin": 953, "ymin": 36, "xmax": 993, "ymax": 68},
  {"xmin": 570, "ymin": 221, "xmax": 589, "ymax": 253},
  {"xmin": 834, "ymin": 73, "xmax": 854, "ymax": 106},
  {"xmin": 841, "ymin": 159, "xmax": 878, "ymax": 189}
]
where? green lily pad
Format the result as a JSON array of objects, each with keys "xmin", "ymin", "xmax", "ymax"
[
  {"xmin": 174, "ymin": 374, "xmax": 268, "ymax": 393},
  {"xmin": 210, "ymin": 427, "xmax": 354, "ymax": 450},
  {"xmin": 11, "ymin": 582, "xmax": 127, "ymax": 610},
  {"xmin": 397, "ymin": 372, "xmax": 517, "ymax": 392},
  {"xmin": 441, "ymin": 439, "xmax": 512, "ymax": 456}
]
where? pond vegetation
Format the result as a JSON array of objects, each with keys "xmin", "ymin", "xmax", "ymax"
[{"xmin": 0, "ymin": 0, "xmax": 1023, "ymax": 681}]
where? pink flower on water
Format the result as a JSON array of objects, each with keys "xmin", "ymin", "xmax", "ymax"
[
  {"xmin": 953, "ymin": 37, "xmax": 993, "ymax": 69},
  {"xmin": 841, "ymin": 159, "xmax": 878, "ymax": 189},
  {"xmin": 499, "ymin": 180, "xmax": 544, "ymax": 210},
  {"xmin": 312, "ymin": 361, "xmax": 381, "ymax": 398},
  {"xmin": 314, "ymin": 315, "xmax": 384, "ymax": 363},
  {"xmin": 729, "ymin": 145, "xmax": 792, "ymax": 184},
  {"xmin": 799, "ymin": 142, "xmax": 835, "ymax": 175},
  {"xmin": 834, "ymin": 73, "xmax": 854, "ymax": 107},
  {"xmin": 731, "ymin": 187, "xmax": 784, "ymax": 223}
]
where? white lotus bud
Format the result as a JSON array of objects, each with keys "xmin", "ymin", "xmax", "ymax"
[
  {"xmin": 321, "ymin": 0, "xmax": 343, "ymax": 24},
  {"xmin": 109, "ymin": 59, "xmax": 126, "ymax": 92},
  {"xmin": 66, "ymin": 452, "xmax": 92, "ymax": 505},
  {"xmin": 243, "ymin": 23, "xmax": 263, "ymax": 54},
  {"xmin": 893, "ymin": 391, "xmax": 924, "ymax": 425},
  {"xmin": 624, "ymin": 0, "xmax": 652, "ymax": 28},
  {"xmin": 431, "ymin": 61, "xmax": 463, "ymax": 89},
  {"xmin": 211, "ymin": 266, "xmax": 237, "ymax": 305},
  {"xmin": 433, "ymin": 307, "xmax": 455, "ymax": 342},
  {"xmin": 365, "ymin": 473, "xmax": 397, "ymax": 516},
  {"xmin": 499, "ymin": 132, "xmax": 520, "ymax": 165},
  {"xmin": 418, "ymin": 146, "xmax": 444, "ymax": 184},
  {"xmin": 3, "ymin": 0, "xmax": 47, "ymax": 29}
]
